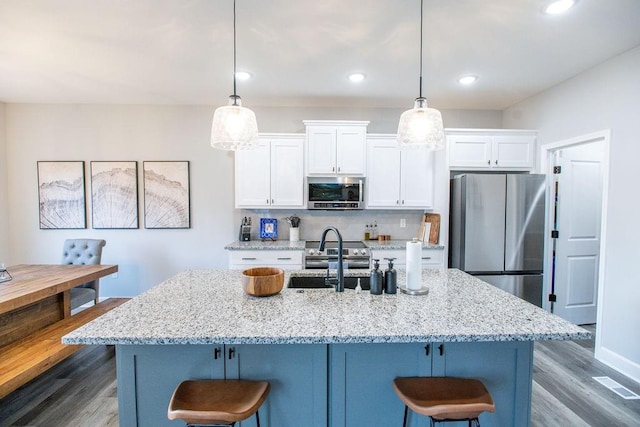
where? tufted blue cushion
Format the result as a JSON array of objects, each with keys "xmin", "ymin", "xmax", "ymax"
[{"xmin": 62, "ymin": 239, "xmax": 106, "ymax": 309}]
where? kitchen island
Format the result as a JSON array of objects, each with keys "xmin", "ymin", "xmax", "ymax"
[{"xmin": 63, "ymin": 268, "xmax": 588, "ymax": 427}]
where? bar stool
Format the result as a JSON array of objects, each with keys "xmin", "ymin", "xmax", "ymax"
[
  {"xmin": 392, "ymin": 377, "xmax": 495, "ymax": 427},
  {"xmin": 168, "ymin": 379, "xmax": 270, "ymax": 426}
]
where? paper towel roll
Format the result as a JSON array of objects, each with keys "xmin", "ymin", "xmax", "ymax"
[{"xmin": 406, "ymin": 239, "xmax": 422, "ymax": 290}]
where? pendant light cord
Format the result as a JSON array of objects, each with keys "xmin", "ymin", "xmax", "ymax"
[
  {"xmin": 233, "ymin": 0, "xmax": 237, "ymax": 101},
  {"xmin": 419, "ymin": 0, "xmax": 423, "ymax": 99}
]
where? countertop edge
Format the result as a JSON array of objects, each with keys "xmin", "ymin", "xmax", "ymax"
[{"xmin": 62, "ymin": 331, "xmax": 591, "ymax": 346}]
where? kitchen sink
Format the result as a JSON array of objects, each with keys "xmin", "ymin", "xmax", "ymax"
[{"xmin": 287, "ymin": 276, "xmax": 370, "ymax": 290}]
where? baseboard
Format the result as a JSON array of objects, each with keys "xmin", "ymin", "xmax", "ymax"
[{"xmin": 595, "ymin": 345, "xmax": 640, "ymax": 386}]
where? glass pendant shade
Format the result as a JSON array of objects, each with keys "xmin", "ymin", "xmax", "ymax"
[
  {"xmin": 211, "ymin": 95, "xmax": 259, "ymax": 150},
  {"xmin": 397, "ymin": 97, "xmax": 445, "ymax": 150}
]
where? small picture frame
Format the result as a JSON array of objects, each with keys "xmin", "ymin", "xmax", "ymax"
[{"xmin": 260, "ymin": 218, "xmax": 278, "ymax": 240}]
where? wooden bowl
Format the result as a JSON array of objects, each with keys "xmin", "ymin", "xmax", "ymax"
[{"xmin": 242, "ymin": 267, "xmax": 284, "ymax": 297}]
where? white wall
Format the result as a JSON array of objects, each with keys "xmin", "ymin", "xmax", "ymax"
[
  {"xmin": 0, "ymin": 102, "xmax": 8, "ymax": 263},
  {"xmin": 4, "ymin": 104, "xmax": 499, "ymax": 296},
  {"xmin": 6, "ymin": 105, "xmax": 236, "ymax": 296},
  {"xmin": 504, "ymin": 45, "xmax": 640, "ymax": 383}
]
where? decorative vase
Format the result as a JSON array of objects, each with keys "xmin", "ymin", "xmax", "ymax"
[{"xmin": 290, "ymin": 227, "xmax": 300, "ymax": 242}]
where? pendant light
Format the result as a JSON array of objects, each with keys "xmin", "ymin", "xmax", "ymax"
[
  {"xmin": 397, "ymin": 0, "xmax": 445, "ymax": 150},
  {"xmin": 211, "ymin": 0, "xmax": 259, "ymax": 150}
]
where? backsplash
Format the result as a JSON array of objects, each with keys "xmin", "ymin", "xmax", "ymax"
[{"xmin": 235, "ymin": 209, "xmax": 431, "ymax": 242}]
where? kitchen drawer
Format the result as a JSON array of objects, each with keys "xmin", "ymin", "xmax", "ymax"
[
  {"xmin": 420, "ymin": 249, "xmax": 444, "ymax": 267},
  {"xmin": 370, "ymin": 248, "xmax": 444, "ymax": 269},
  {"xmin": 229, "ymin": 250, "xmax": 303, "ymax": 269}
]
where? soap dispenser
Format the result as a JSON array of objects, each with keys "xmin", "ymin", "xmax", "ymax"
[
  {"xmin": 370, "ymin": 259, "xmax": 384, "ymax": 295},
  {"xmin": 384, "ymin": 258, "xmax": 397, "ymax": 294}
]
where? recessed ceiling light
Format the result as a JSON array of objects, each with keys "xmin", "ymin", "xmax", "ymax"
[
  {"xmin": 235, "ymin": 71, "xmax": 252, "ymax": 81},
  {"xmin": 348, "ymin": 73, "xmax": 366, "ymax": 83},
  {"xmin": 458, "ymin": 75, "xmax": 478, "ymax": 85},
  {"xmin": 544, "ymin": 0, "xmax": 577, "ymax": 15}
]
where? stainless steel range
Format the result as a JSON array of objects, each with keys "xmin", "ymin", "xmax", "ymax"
[{"xmin": 304, "ymin": 240, "xmax": 370, "ymax": 269}]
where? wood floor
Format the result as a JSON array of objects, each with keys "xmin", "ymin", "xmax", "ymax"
[{"xmin": 1, "ymin": 326, "xmax": 639, "ymax": 426}]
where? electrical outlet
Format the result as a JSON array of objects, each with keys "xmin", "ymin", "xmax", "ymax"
[{"xmin": 400, "ymin": 218, "xmax": 406, "ymax": 228}]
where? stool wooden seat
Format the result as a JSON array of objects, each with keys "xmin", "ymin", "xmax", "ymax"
[
  {"xmin": 393, "ymin": 377, "xmax": 495, "ymax": 427},
  {"xmin": 168, "ymin": 379, "xmax": 270, "ymax": 426}
]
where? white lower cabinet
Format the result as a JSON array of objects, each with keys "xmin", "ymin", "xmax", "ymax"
[
  {"xmin": 370, "ymin": 248, "xmax": 444, "ymax": 269},
  {"xmin": 235, "ymin": 134, "xmax": 304, "ymax": 208},
  {"xmin": 366, "ymin": 136, "xmax": 435, "ymax": 209},
  {"xmin": 228, "ymin": 250, "xmax": 303, "ymax": 270}
]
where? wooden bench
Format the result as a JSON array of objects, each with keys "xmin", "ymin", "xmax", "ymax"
[{"xmin": 0, "ymin": 298, "xmax": 128, "ymax": 399}]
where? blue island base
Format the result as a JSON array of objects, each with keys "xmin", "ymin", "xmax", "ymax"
[{"xmin": 116, "ymin": 341, "xmax": 533, "ymax": 427}]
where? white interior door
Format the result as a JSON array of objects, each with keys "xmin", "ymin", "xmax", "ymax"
[{"xmin": 552, "ymin": 142, "xmax": 603, "ymax": 324}]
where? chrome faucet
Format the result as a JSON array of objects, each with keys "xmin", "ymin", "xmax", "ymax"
[{"xmin": 318, "ymin": 226, "xmax": 344, "ymax": 292}]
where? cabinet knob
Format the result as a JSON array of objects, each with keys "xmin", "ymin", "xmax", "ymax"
[
  {"xmin": 338, "ymin": 166, "xmax": 341, "ymax": 172},
  {"xmin": 424, "ymin": 344, "xmax": 430, "ymax": 356},
  {"xmin": 266, "ymin": 199, "xmax": 269, "ymax": 204},
  {"xmin": 214, "ymin": 347, "xmax": 221, "ymax": 359},
  {"xmin": 271, "ymin": 199, "xmax": 274, "ymax": 204},
  {"xmin": 332, "ymin": 166, "xmax": 335, "ymax": 172},
  {"xmin": 396, "ymin": 200, "xmax": 399, "ymax": 205},
  {"xmin": 402, "ymin": 200, "xmax": 405, "ymax": 204},
  {"xmin": 228, "ymin": 347, "xmax": 236, "ymax": 360},
  {"xmin": 494, "ymin": 160, "xmax": 498, "ymax": 165},
  {"xmin": 487, "ymin": 160, "xmax": 491, "ymax": 165},
  {"xmin": 438, "ymin": 344, "xmax": 444, "ymax": 356}
]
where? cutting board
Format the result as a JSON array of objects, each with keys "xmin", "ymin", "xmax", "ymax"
[{"xmin": 419, "ymin": 213, "xmax": 440, "ymax": 245}]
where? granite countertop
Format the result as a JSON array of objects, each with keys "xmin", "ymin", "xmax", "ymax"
[
  {"xmin": 363, "ymin": 240, "xmax": 445, "ymax": 250},
  {"xmin": 224, "ymin": 240, "xmax": 444, "ymax": 250},
  {"xmin": 225, "ymin": 240, "xmax": 306, "ymax": 250},
  {"xmin": 63, "ymin": 268, "xmax": 589, "ymax": 346}
]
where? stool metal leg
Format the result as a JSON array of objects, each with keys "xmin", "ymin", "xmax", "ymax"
[
  {"xmin": 256, "ymin": 410, "xmax": 261, "ymax": 427},
  {"xmin": 402, "ymin": 405, "xmax": 408, "ymax": 427}
]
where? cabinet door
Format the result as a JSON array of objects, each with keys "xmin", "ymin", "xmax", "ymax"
[
  {"xmin": 270, "ymin": 138, "xmax": 304, "ymax": 207},
  {"xmin": 493, "ymin": 135, "xmax": 535, "ymax": 168},
  {"xmin": 336, "ymin": 125, "xmax": 366, "ymax": 175},
  {"xmin": 330, "ymin": 343, "xmax": 432, "ymax": 427},
  {"xmin": 432, "ymin": 341, "xmax": 534, "ymax": 427},
  {"xmin": 116, "ymin": 344, "xmax": 224, "ymax": 427},
  {"xmin": 228, "ymin": 250, "xmax": 303, "ymax": 270},
  {"xmin": 227, "ymin": 344, "xmax": 328, "ymax": 427},
  {"xmin": 448, "ymin": 135, "xmax": 492, "ymax": 168},
  {"xmin": 400, "ymin": 148, "xmax": 434, "ymax": 208},
  {"xmin": 235, "ymin": 141, "xmax": 270, "ymax": 207},
  {"xmin": 367, "ymin": 139, "xmax": 401, "ymax": 207},
  {"xmin": 307, "ymin": 126, "xmax": 337, "ymax": 174}
]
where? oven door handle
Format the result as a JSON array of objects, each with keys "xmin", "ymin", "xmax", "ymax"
[{"xmin": 305, "ymin": 260, "xmax": 329, "ymax": 268}]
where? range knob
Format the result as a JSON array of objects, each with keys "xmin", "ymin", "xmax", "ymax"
[
  {"xmin": 352, "ymin": 249, "xmax": 359, "ymax": 255},
  {"xmin": 360, "ymin": 249, "xmax": 368, "ymax": 255},
  {"xmin": 308, "ymin": 249, "xmax": 315, "ymax": 255}
]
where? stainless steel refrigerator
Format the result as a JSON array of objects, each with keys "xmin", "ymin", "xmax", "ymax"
[{"xmin": 449, "ymin": 174, "xmax": 546, "ymax": 307}]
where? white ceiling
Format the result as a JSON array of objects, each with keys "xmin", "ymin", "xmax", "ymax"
[{"xmin": 1, "ymin": 0, "xmax": 639, "ymax": 110}]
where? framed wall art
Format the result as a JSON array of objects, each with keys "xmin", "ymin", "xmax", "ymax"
[
  {"xmin": 91, "ymin": 161, "xmax": 139, "ymax": 229},
  {"xmin": 143, "ymin": 161, "xmax": 190, "ymax": 229},
  {"xmin": 37, "ymin": 161, "xmax": 86, "ymax": 229}
]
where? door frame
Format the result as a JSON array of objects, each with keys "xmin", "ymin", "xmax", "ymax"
[{"xmin": 539, "ymin": 130, "xmax": 610, "ymax": 338}]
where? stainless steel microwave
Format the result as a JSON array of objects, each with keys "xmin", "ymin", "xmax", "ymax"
[{"xmin": 307, "ymin": 177, "xmax": 365, "ymax": 210}]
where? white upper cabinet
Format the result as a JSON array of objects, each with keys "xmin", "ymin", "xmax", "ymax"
[
  {"xmin": 304, "ymin": 120, "xmax": 369, "ymax": 175},
  {"xmin": 447, "ymin": 129, "xmax": 536, "ymax": 170},
  {"xmin": 366, "ymin": 136, "xmax": 434, "ymax": 209},
  {"xmin": 235, "ymin": 134, "xmax": 304, "ymax": 209}
]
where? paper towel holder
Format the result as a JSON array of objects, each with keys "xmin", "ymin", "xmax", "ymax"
[{"xmin": 399, "ymin": 285, "xmax": 429, "ymax": 296}]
